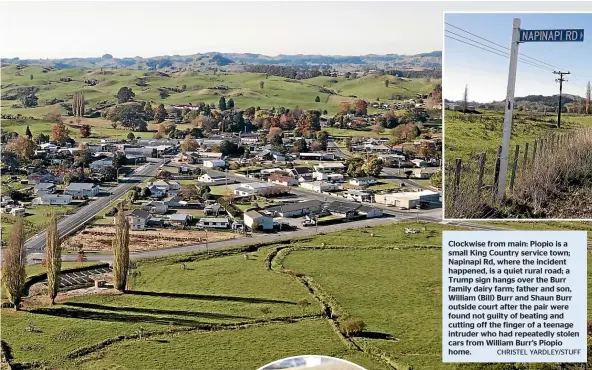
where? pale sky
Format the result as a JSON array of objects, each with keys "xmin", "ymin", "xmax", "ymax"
[
  {"xmin": 445, "ymin": 12, "xmax": 592, "ymax": 102},
  {"xmin": 1, "ymin": 1, "xmax": 591, "ymax": 60}
]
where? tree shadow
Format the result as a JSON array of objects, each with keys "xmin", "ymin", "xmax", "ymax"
[
  {"xmin": 29, "ymin": 307, "xmax": 224, "ymax": 327},
  {"xmin": 63, "ymin": 302, "xmax": 248, "ymax": 320},
  {"xmin": 125, "ymin": 290, "xmax": 297, "ymax": 305},
  {"xmin": 353, "ymin": 331, "xmax": 398, "ymax": 341}
]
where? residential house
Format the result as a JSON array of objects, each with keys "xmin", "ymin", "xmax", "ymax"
[
  {"xmin": 203, "ymin": 160, "xmax": 226, "ymax": 168},
  {"xmin": 90, "ymin": 158, "xmax": 113, "ymax": 171},
  {"xmin": 411, "ymin": 168, "xmax": 432, "ymax": 179},
  {"xmin": 312, "ymin": 172, "xmax": 344, "ymax": 182},
  {"xmin": 198, "ymin": 217, "xmax": 230, "ymax": 229},
  {"xmin": 198, "ymin": 172, "xmax": 227, "ymax": 185},
  {"xmin": 243, "ymin": 210, "xmax": 273, "ymax": 230},
  {"xmin": 153, "ymin": 180, "xmax": 181, "ymax": 193},
  {"xmin": 101, "ymin": 138, "xmax": 120, "ymax": 144},
  {"xmin": 234, "ymin": 183, "xmax": 284, "ymax": 197},
  {"xmin": 325, "ymin": 201, "xmax": 360, "ymax": 220},
  {"xmin": 313, "ymin": 163, "xmax": 345, "ymax": 174},
  {"xmin": 1, "ymin": 196, "xmax": 15, "ymax": 208},
  {"xmin": 287, "ymin": 167, "xmax": 314, "ymax": 182},
  {"xmin": 147, "ymin": 184, "xmax": 166, "ymax": 198},
  {"xmin": 39, "ymin": 143, "xmax": 58, "ymax": 152},
  {"xmin": 298, "ymin": 152, "xmax": 335, "ymax": 161},
  {"xmin": 143, "ymin": 201, "xmax": 169, "ymax": 214},
  {"xmin": 27, "ymin": 170, "xmax": 61, "ymax": 185},
  {"xmin": 167, "ymin": 213, "xmax": 192, "ymax": 227},
  {"xmin": 411, "ymin": 159, "xmax": 429, "ymax": 168},
  {"xmin": 33, "ymin": 194, "xmax": 73, "ymax": 205},
  {"xmin": 65, "ymin": 183, "xmax": 100, "ymax": 198},
  {"xmin": 204, "ymin": 203, "xmax": 224, "ymax": 216},
  {"xmin": 268, "ymin": 173, "xmax": 299, "ymax": 187},
  {"xmin": 10, "ymin": 207, "xmax": 26, "ymax": 216},
  {"xmin": 299, "ymin": 181, "xmax": 339, "ymax": 193},
  {"xmin": 344, "ymin": 190, "xmax": 373, "ymax": 203},
  {"xmin": 34, "ymin": 182, "xmax": 56, "ymax": 196},
  {"xmin": 349, "ymin": 177, "xmax": 377, "ymax": 187},
  {"xmin": 125, "ymin": 209, "xmax": 151, "ymax": 230},
  {"xmin": 357, "ymin": 205, "xmax": 383, "ymax": 218},
  {"xmin": 265, "ymin": 200, "xmax": 323, "ymax": 218},
  {"xmin": 374, "ymin": 190, "xmax": 440, "ymax": 209}
]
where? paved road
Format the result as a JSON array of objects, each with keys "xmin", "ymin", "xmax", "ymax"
[
  {"xmin": 60, "ymin": 209, "xmax": 444, "ymax": 263},
  {"xmin": 25, "ymin": 160, "xmax": 163, "ymax": 262},
  {"xmin": 381, "ymin": 167, "xmax": 433, "ymax": 191}
]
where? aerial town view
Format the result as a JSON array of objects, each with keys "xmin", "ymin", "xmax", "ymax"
[{"xmin": 1, "ymin": 2, "xmax": 591, "ymax": 370}]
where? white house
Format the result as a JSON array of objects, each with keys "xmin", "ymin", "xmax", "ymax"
[
  {"xmin": 299, "ymin": 181, "xmax": 339, "ymax": 193},
  {"xmin": 39, "ymin": 143, "xmax": 58, "ymax": 152},
  {"xmin": 234, "ymin": 183, "xmax": 282, "ymax": 197},
  {"xmin": 312, "ymin": 172, "xmax": 344, "ymax": 182},
  {"xmin": 125, "ymin": 209, "xmax": 150, "ymax": 230},
  {"xmin": 374, "ymin": 190, "xmax": 440, "ymax": 209},
  {"xmin": 198, "ymin": 172, "xmax": 227, "ymax": 185},
  {"xmin": 344, "ymin": 189, "xmax": 373, "ymax": 203},
  {"xmin": 203, "ymin": 160, "xmax": 226, "ymax": 168},
  {"xmin": 10, "ymin": 207, "xmax": 26, "ymax": 216},
  {"xmin": 314, "ymin": 163, "xmax": 345, "ymax": 173},
  {"xmin": 411, "ymin": 168, "xmax": 432, "ymax": 179},
  {"xmin": 349, "ymin": 177, "xmax": 377, "ymax": 187},
  {"xmin": 90, "ymin": 158, "xmax": 113, "ymax": 171},
  {"xmin": 268, "ymin": 173, "xmax": 299, "ymax": 187},
  {"xmin": 143, "ymin": 201, "xmax": 169, "ymax": 214},
  {"xmin": 100, "ymin": 138, "xmax": 120, "ymax": 144},
  {"xmin": 198, "ymin": 217, "xmax": 230, "ymax": 229},
  {"xmin": 147, "ymin": 185, "xmax": 166, "ymax": 198},
  {"xmin": 153, "ymin": 180, "xmax": 180, "ymax": 193},
  {"xmin": 411, "ymin": 159, "xmax": 429, "ymax": 168},
  {"xmin": 65, "ymin": 183, "xmax": 100, "ymax": 197},
  {"xmin": 243, "ymin": 210, "xmax": 274, "ymax": 230},
  {"xmin": 34, "ymin": 182, "xmax": 56, "ymax": 195},
  {"xmin": 33, "ymin": 194, "xmax": 73, "ymax": 205}
]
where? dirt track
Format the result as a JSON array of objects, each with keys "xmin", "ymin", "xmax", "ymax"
[{"xmin": 64, "ymin": 226, "xmax": 240, "ymax": 252}]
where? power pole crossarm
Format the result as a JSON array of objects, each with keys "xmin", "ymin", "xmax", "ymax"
[{"xmin": 553, "ymin": 71, "xmax": 570, "ymax": 129}]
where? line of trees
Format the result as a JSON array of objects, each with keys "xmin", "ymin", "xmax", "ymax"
[{"xmin": 2, "ymin": 206, "xmax": 131, "ymax": 310}]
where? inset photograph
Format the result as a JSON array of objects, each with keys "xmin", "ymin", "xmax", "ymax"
[{"xmin": 443, "ymin": 13, "xmax": 592, "ymax": 219}]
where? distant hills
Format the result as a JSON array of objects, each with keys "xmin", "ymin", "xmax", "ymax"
[
  {"xmin": 446, "ymin": 93, "xmax": 586, "ymax": 112},
  {"xmin": 1, "ymin": 51, "xmax": 442, "ymax": 71}
]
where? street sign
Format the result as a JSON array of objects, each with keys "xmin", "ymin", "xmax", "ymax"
[{"xmin": 520, "ymin": 29, "xmax": 584, "ymax": 42}]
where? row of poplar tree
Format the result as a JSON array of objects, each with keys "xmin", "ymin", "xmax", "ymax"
[{"xmin": 2, "ymin": 203, "xmax": 131, "ymax": 310}]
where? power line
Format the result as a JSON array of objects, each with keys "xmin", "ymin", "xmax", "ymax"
[
  {"xmin": 445, "ymin": 22, "xmax": 567, "ymax": 71},
  {"xmin": 445, "ymin": 30, "xmax": 555, "ymax": 71},
  {"xmin": 445, "ymin": 35, "xmax": 556, "ymax": 71}
]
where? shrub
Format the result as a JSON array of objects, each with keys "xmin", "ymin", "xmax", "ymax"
[{"xmin": 339, "ymin": 317, "xmax": 366, "ymax": 336}]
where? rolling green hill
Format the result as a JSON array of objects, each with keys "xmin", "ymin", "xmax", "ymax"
[{"xmin": 1, "ymin": 65, "xmax": 437, "ymax": 119}]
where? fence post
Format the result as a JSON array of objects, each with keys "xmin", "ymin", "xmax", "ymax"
[
  {"xmin": 509, "ymin": 144, "xmax": 520, "ymax": 194},
  {"xmin": 477, "ymin": 152, "xmax": 486, "ymax": 197},
  {"xmin": 452, "ymin": 158, "xmax": 462, "ymax": 203},
  {"xmin": 522, "ymin": 142, "xmax": 529, "ymax": 172},
  {"xmin": 539, "ymin": 138, "xmax": 545, "ymax": 155},
  {"xmin": 493, "ymin": 145, "xmax": 502, "ymax": 199},
  {"xmin": 532, "ymin": 140, "xmax": 538, "ymax": 167}
]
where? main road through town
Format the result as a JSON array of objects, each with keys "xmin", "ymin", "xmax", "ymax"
[{"xmin": 24, "ymin": 159, "xmax": 163, "ymax": 261}]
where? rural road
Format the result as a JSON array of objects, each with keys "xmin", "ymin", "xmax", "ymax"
[
  {"xmin": 59, "ymin": 208, "xmax": 444, "ymax": 263},
  {"xmin": 25, "ymin": 160, "xmax": 163, "ymax": 262}
]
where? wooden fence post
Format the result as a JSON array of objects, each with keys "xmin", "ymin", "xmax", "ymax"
[
  {"xmin": 493, "ymin": 145, "xmax": 502, "ymax": 198},
  {"xmin": 522, "ymin": 142, "xmax": 529, "ymax": 172},
  {"xmin": 477, "ymin": 152, "xmax": 486, "ymax": 197},
  {"xmin": 453, "ymin": 158, "xmax": 462, "ymax": 203},
  {"xmin": 509, "ymin": 144, "xmax": 520, "ymax": 194},
  {"xmin": 532, "ymin": 140, "xmax": 538, "ymax": 167},
  {"xmin": 539, "ymin": 138, "xmax": 545, "ymax": 154}
]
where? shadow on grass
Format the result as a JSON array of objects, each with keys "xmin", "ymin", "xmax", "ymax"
[
  {"xmin": 125, "ymin": 290, "xmax": 298, "ymax": 305},
  {"xmin": 29, "ymin": 307, "xmax": 232, "ymax": 327},
  {"xmin": 353, "ymin": 331, "xmax": 398, "ymax": 341},
  {"xmin": 63, "ymin": 302, "xmax": 248, "ymax": 320}
]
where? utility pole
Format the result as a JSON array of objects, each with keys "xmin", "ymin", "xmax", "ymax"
[
  {"xmin": 553, "ymin": 71, "xmax": 570, "ymax": 129},
  {"xmin": 496, "ymin": 18, "xmax": 521, "ymax": 202}
]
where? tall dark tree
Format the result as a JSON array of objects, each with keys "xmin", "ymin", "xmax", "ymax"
[
  {"xmin": 45, "ymin": 213, "xmax": 61, "ymax": 305},
  {"xmin": 25, "ymin": 126, "xmax": 32, "ymax": 139},
  {"xmin": 117, "ymin": 87, "xmax": 135, "ymax": 104},
  {"xmin": 112, "ymin": 203, "xmax": 130, "ymax": 292},
  {"xmin": 227, "ymin": 98, "xmax": 235, "ymax": 109},
  {"xmin": 315, "ymin": 96, "xmax": 320, "ymax": 103},
  {"xmin": 218, "ymin": 96, "xmax": 227, "ymax": 111},
  {"xmin": 154, "ymin": 104, "xmax": 167, "ymax": 123},
  {"xmin": 2, "ymin": 217, "xmax": 26, "ymax": 311}
]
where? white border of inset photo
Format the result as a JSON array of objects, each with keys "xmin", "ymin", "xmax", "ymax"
[{"xmin": 441, "ymin": 10, "xmax": 592, "ymax": 222}]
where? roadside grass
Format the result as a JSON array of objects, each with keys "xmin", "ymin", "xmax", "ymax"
[
  {"xmin": 1, "ymin": 204, "xmax": 78, "ymax": 243},
  {"xmin": 474, "ymin": 221, "xmax": 592, "ymax": 240},
  {"xmin": 444, "ymin": 110, "xmax": 591, "ymax": 218}
]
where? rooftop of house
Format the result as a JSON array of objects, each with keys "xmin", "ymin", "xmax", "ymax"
[
  {"xmin": 351, "ymin": 177, "xmax": 376, "ymax": 182},
  {"xmin": 34, "ymin": 183, "xmax": 56, "ymax": 190},
  {"xmin": 65, "ymin": 182, "xmax": 99, "ymax": 190},
  {"xmin": 125, "ymin": 209, "xmax": 151, "ymax": 219},
  {"xmin": 201, "ymin": 172, "xmax": 226, "ymax": 179},
  {"xmin": 199, "ymin": 217, "xmax": 229, "ymax": 223},
  {"xmin": 168, "ymin": 213, "xmax": 190, "ymax": 221},
  {"xmin": 325, "ymin": 200, "xmax": 360, "ymax": 214},
  {"xmin": 245, "ymin": 210, "xmax": 268, "ymax": 219},
  {"xmin": 266, "ymin": 200, "xmax": 323, "ymax": 213}
]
